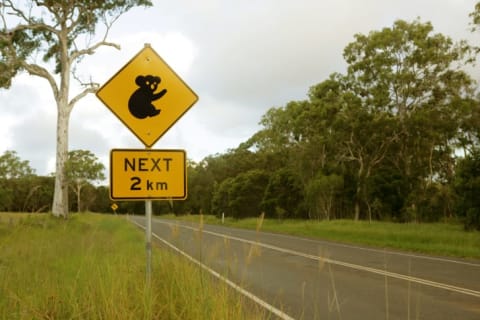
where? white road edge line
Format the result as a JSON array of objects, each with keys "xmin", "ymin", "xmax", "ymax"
[
  {"xmin": 155, "ymin": 219, "xmax": 480, "ymax": 299},
  {"xmin": 129, "ymin": 218, "xmax": 296, "ymax": 320}
]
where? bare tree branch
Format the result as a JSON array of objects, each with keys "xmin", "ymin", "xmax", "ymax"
[
  {"xmin": 68, "ymin": 84, "xmax": 99, "ymax": 111},
  {"xmin": 70, "ymin": 40, "xmax": 120, "ymax": 62},
  {"xmin": 3, "ymin": 0, "xmax": 32, "ymax": 24},
  {"xmin": 69, "ymin": 13, "xmax": 121, "ymax": 63},
  {"xmin": 21, "ymin": 61, "xmax": 59, "ymax": 99}
]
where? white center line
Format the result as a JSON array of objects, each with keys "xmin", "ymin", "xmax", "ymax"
[
  {"xmin": 212, "ymin": 224, "xmax": 480, "ymax": 267},
  {"xmin": 156, "ymin": 219, "xmax": 480, "ymax": 299}
]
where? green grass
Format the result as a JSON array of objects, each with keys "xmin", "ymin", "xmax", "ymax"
[
  {"xmin": 0, "ymin": 213, "xmax": 264, "ymax": 319},
  {"xmin": 161, "ymin": 214, "xmax": 480, "ymax": 259}
]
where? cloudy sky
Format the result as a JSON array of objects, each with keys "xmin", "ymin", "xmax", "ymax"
[{"xmin": 0, "ymin": 0, "xmax": 479, "ymax": 177}]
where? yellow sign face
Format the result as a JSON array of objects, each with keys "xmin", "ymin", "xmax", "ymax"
[
  {"xmin": 110, "ymin": 149, "xmax": 187, "ymax": 200},
  {"xmin": 96, "ymin": 45, "xmax": 198, "ymax": 147}
]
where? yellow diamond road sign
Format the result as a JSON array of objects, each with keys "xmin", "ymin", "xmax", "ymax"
[
  {"xmin": 96, "ymin": 45, "xmax": 198, "ymax": 147},
  {"xmin": 110, "ymin": 149, "xmax": 186, "ymax": 200}
]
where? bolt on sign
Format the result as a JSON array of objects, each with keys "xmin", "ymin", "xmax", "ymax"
[
  {"xmin": 110, "ymin": 149, "xmax": 186, "ymax": 200},
  {"xmin": 96, "ymin": 45, "xmax": 198, "ymax": 147}
]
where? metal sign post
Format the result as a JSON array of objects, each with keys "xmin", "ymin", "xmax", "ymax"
[
  {"xmin": 96, "ymin": 43, "xmax": 198, "ymax": 288},
  {"xmin": 145, "ymin": 199, "xmax": 152, "ymax": 286}
]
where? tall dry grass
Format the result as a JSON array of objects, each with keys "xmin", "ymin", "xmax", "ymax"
[{"xmin": 0, "ymin": 213, "xmax": 264, "ymax": 319}]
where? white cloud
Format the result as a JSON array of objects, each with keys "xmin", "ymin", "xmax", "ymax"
[{"xmin": 0, "ymin": 115, "xmax": 16, "ymax": 152}]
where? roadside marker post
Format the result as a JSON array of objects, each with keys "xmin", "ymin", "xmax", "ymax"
[
  {"xmin": 111, "ymin": 203, "xmax": 118, "ymax": 215},
  {"xmin": 96, "ymin": 43, "xmax": 198, "ymax": 286}
]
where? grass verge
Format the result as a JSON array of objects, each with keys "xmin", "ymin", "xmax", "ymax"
[
  {"xmin": 161, "ymin": 214, "xmax": 480, "ymax": 259},
  {"xmin": 0, "ymin": 213, "xmax": 264, "ymax": 319}
]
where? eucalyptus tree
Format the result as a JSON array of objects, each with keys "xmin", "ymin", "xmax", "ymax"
[
  {"xmin": 333, "ymin": 93, "xmax": 397, "ymax": 221},
  {"xmin": 0, "ymin": 0, "xmax": 152, "ymax": 218},
  {"xmin": 262, "ymin": 167, "xmax": 304, "ymax": 219},
  {"xmin": 256, "ymin": 20, "xmax": 476, "ymax": 221},
  {"xmin": 251, "ymin": 78, "xmax": 350, "ymax": 219},
  {"xmin": 467, "ymin": 1, "xmax": 480, "ymax": 153},
  {"xmin": 343, "ymin": 19, "xmax": 475, "ymax": 218},
  {"xmin": 0, "ymin": 150, "xmax": 35, "ymax": 211},
  {"xmin": 66, "ymin": 149, "xmax": 105, "ymax": 212},
  {"xmin": 0, "ymin": 150, "xmax": 35, "ymax": 179},
  {"xmin": 305, "ymin": 172, "xmax": 343, "ymax": 220},
  {"xmin": 448, "ymin": 1, "xmax": 480, "ymax": 229},
  {"xmin": 454, "ymin": 150, "xmax": 480, "ymax": 230},
  {"xmin": 227, "ymin": 169, "xmax": 270, "ymax": 219}
]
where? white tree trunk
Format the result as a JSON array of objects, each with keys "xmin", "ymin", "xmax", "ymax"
[
  {"xmin": 76, "ymin": 182, "xmax": 82, "ymax": 213},
  {"xmin": 51, "ymin": 30, "xmax": 73, "ymax": 218},
  {"xmin": 52, "ymin": 104, "xmax": 70, "ymax": 218}
]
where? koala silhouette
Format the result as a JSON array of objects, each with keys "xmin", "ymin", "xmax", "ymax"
[{"xmin": 128, "ymin": 75, "xmax": 167, "ymax": 119}]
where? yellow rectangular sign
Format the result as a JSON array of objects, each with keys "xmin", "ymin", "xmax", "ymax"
[{"xmin": 110, "ymin": 149, "xmax": 186, "ymax": 200}]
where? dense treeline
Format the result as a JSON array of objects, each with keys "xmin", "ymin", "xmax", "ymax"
[
  {"xmin": 0, "ymin": 150, "xmax": 109, "ymax": 213},
  {"xmin": 2, "ymin": 16, "xmax": 480, "ymax": 230},
  {"xmin": 183, "ymin": 18, "xmax": 480, "ymax": 230}
]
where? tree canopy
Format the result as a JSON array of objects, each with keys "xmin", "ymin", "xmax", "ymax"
[
  {"xmin": 0, "ymin": 150, "xmax": 35, "ymax": 179},
  {"xmin": 0, "ymin": 0, "xmax": 152, "ymax": 218},
  {"xmin": 181, "ymin": 17, "xmax": 480, "ymax": 230},
  {"xmin": 66, "ymin": 149, "xmax": 105, "ymax": 212}
]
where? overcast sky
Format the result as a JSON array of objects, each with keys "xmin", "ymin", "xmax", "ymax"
[{"xmin": 0, "ymin": 0, "xmax": 479, "ymax": 177}]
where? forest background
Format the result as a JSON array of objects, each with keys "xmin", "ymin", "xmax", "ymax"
[{"xmin": 2, "ymin": 10, "xmax": 480, "ymax": 231}]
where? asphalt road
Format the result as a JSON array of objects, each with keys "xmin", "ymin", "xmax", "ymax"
[{"xmin": 129, "ymin": 216, "xmax": 480, "ymax": 320}]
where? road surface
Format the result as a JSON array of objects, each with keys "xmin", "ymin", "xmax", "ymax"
[{"xmin": 129, "ymin": 216, "xmax": 480, "ymax": 320}]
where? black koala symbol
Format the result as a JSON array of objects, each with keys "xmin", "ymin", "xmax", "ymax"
[{"xmin": 128, "ymin": 75, "xmax": 167, "ymax": 119}]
